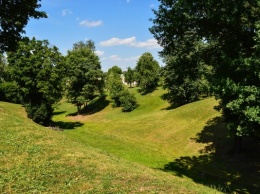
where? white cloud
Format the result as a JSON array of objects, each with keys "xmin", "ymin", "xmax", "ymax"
[
  {"xmin": 79, "ymin": 20, "xmax": 103, "ymax": 28},
  {"xmin": 100, "ymin": 37, "xmax": 161, "ymax": 49},
  {"xmin": 103, "ymin": 55, "xmax": 139, "ymax": 62},
  {"xmin": 100, "ymin": 37, "xmax": 136, "ymax": 46},
  {"xmin": 109, "ymin": 55, "xmax": 122, "ymax": 61},
  {"xmin": 61, "ymin": 9, "xmax": 72, "ymax": 16},
  {"xmin": 95, "ymin": 50, "xmax": 104, "ymax": 56},
  {"xmin": 133, "ymin": 38, "xmax": 161, "ymax": 49}
]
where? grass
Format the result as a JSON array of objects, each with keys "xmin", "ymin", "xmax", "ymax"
[
  {"xmin": 0, "ymin": 101, "xmax": 221, "ymax": 193},
  {"xmin": 54, "ymin": 88, "xmax": 220, "ymax": 166},
  {"xmin": 53, "ymin": 87, "xmax": 260, "ymax": 193},
  {"xmin": 1, "ymin": 87, "xmax": 259, "ymax": 193}
]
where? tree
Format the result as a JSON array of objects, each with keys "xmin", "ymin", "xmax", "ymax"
[
  {"xmin": 162, "ymin": 32, "xmax": 212, "ymax": 106},
  {"xmin": 65, "ymin": 40, "xmax": 104, "ymax": 114},
  {"xmin": 124, "ymin": 67, "xmax": 135, "ymax": 88},
  {"xmin": 0, "ymin": 0, "xmax": 47, "ymax": 52},
  {"xmin": 120, "ymin": 90, "xmax": 138, "ymax": 112},
  {"xmin": 106, "ymin": 70, "xmax": 138, "ymax": 112},
  {"xmin": 107, "ymin": 65, "xmax": 122, "ymax": 78},
  {"xmin": 106, "ymin": 74, "xmax": 125, "ymax": 107},
  {"xmin": 0, "ymin": 54, "xmax": 6, "ymax": 82},
  {"xmin": 150, "ymin": 0, "xmax": 260, "ymax": 147},
  {"xmin": 7, "ymin": 37, "xmax": 65, "ymax": 125},
  {"xmin": 135, "ymin": 52, "xmax": 160, "ymax": 94}
]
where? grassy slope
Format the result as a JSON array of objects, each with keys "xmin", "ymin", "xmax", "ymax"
[
  {"xmin": 53, "ymin": 87, "xmax": 260, "ymax": 193},
  {"xmin": 54, "ymin": 88, "xmax": 220, "ymax": 167},
  {"xmin": 0, "ymin": 101, "xmax": 220, "ymax": 193}
]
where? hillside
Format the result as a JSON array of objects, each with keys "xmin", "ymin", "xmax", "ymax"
[
  {"xmin": 53, "ymin": 87, "xmax": 260, "ymax": 193},
  {"xmin": 0, "ymin": 101, "xmax": 220, "ymax": 193}
]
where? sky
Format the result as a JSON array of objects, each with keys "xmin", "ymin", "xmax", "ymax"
[{"xmin": 24, "ymin": 0, "xmax": 163, "ymax": 72}]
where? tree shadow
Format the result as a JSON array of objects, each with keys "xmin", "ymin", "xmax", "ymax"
[
  {"xmin": 138, "ymin": 87, "xmax": 158, "ymax": 95},
  {"xmin": 51, "ymin": 121, "xmax": 84, "ymax": 130},
  {"xmin": 162, "ymin": 117, "xmax": 260, "ymax": 193},
  {"xmin": 67, "ymin": 96, "xmax": 110, "ymax": 116},
  {"xmin": 52, "ymin": 111, "xmax": 66, "ymax": 116},
  {"xmin": 160, "ymin": 93, "xmax": 182, "ymax": 110}
]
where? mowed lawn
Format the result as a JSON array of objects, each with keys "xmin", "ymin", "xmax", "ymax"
[
  {"xmin": 53, "ymin": 88, "xmax": 220, "ymax": 167},
  {"xmin": 0, "ymin": 101, "xmax": 221, "ymax": 193},
  {"xmin": 53, "ymin": 87, "xmax": 260, "ymax": 193}
]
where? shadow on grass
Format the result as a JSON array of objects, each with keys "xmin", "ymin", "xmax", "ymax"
[
  {"xmin": 51, "ymin": 121, "xmax": 84, "ymax": 130},
  {"xmin": 67, "ymin": 96, "xmax": 110, "ymax": 117},
  {"xmin": 160, "ymin": 93, "xmax": 181, "ymax": 110},
  {"xmin": 138, "ymin": 87, "xmax": 158, "ymax": 95},
  {"xmin": 52, "ymin": 111, "xmax": 66, "ymax": 116},
  {"xmin": 162, "ymin": 117, "xmax": 260, "ymax": 193}
]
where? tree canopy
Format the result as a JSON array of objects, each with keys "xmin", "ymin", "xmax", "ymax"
[
  {"xmin": 65, "ymin": 40, "xmax": 104, "ymax": 114},
  {"xmin": 124, "ymin": 67, "xmax": 135, "ymax": 88},
  {"xmin": 150, "ymin": 0, "xmax": 260, "ymax": 140},
  {"xmin": 135, "ymin": 52, "xmax": 160, "ymax": 94},
  {"xmin": 0, "ymin": 0, "xmax": 47, "ymax": 52},
  {"xmin": 7, "ymin": 37, "xmax": 65, "ymax": 125}
]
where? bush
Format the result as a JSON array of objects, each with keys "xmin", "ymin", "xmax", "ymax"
[
  {"xmin": 0, "ymin": 82, "xmax": 21, "ymax": 103},
  {"xmin": 119, "ymin": 91, "xmax": 138, "ymax": 112},
  {"xmin": 24, "ymin": 102, "xmax": 53, "ymax": 126}
]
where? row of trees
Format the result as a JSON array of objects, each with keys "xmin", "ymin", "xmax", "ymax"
[
  {"xmin": 0, "ymin": 36, "xmax": 163, "ymax": 125},
  {"xmin": 150, "ymin": 0, "xmax": 260, "ymax": 147}
]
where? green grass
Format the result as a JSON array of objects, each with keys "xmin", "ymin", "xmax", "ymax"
[
  {"xmin": 0, "ymin": 101, "xmax": 221, "ymax": 193},
  {"xmin": 53, "ymin": 87, "xmax": 260, "ymax": 193},
  {"xmin": 1, "ymin": 87, "xmax": 259, "ymax": 193},
  {"xmin": 54, "ymin": 88, "xmax": 220, "ymax": 167}
]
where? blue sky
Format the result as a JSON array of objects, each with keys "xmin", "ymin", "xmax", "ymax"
[{"xmin": 24, "ymin": 0, "xmax": 163, "ymax": 72}]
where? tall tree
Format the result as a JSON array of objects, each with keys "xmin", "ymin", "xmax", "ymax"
[
  {"xmin": 0, "ymin": 0, "xmax": 47, "ymax": 52},
  {"xmin": 162, "ymin": 32, "xmax": 212, "ymax": 106},
  {"xmin": 135, "ymin": 52, "xmax": 160, "ymax": 94},
  {"xmin": 66, "ymin": 40, "xmax": 104, "ymax": 114},
  {"xmin": 150, "ymin": 0, "xmax": 260, "ymax": 145},
  {"xmin": 107, "ymin": 65, "xmax": 122, "ymax": 78},
  {"xmin": 124, "ymin": 67, "xmax": 135, "ymax": 88},
  {"xmin": 7, "ymin": 37, "xmax": 65, "ymax": 125}
]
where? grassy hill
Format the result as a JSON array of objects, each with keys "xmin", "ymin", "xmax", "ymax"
[
  {"xmin": 53, "ymin": 87, "xmax": 260, "ymax": 193},
  {"xmin": 1, "ymin": 87, "xmax": 259, "ymax": 193},
  {"xmin": 0, "ymin": 101, "xmax": 220, "ymax": 193}
]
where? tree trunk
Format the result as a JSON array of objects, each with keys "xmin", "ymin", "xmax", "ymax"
[
  {"xmin": 77, "ymin": 105, "xmax": 81, "ymax": 115},
  {"xmin": 232, "ymin": 135, "xmax": 243, "ymax": 154}
]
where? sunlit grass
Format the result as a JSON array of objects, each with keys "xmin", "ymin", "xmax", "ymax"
[
  {"xmin": 54, "ymin": 88, "xmax": 220, "ymax": 167},
  {"xmin": 0, "ymin": 101, "xmax": 220, "ymax": 193}
]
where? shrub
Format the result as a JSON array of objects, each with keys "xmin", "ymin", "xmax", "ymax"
[
  {"xmin": 24, "ymin": 102, "xmax": 53, "ymax": 126},
  {"xmin": 120, "ymin": 90, "xmax": 138, "ymax": 112},
  {"xmin": 0, "ymin": 82, "xmax": 21, "ymax": 103}
]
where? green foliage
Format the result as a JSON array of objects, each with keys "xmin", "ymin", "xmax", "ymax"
[
  {"xmin": 162, "ymin": 36, "xmax": 212, "ymax": 106},
  {"xmin": 106, "ymin": 73, "xmax": 137, "ymax": 112},
  {"xmin": 7, "ymin": 37, "xmax": 65, "ymax": 125},
  {"xmin": 65, "ymin": 40, "xmax": 104, "ymax": 114},
  {"xmin": 0, "ymin": 81, "xmax": 21, "ymax": 103},
  {"xmin": 150, "ymin": 0, "xmax": 260, "ymax": 138},
  {"xmin": 120, "ymin": 90, "xmax": 138, "ymax": 112},
  {"xmin": 107, "ymin": 65, "xmax": 122, "ymax": 79},
  {"xmin": 24, "ymin": 101, "xmax": 53, "ymax": 126},
  {"xmin": 135, "ymin": 52, "xmax": 160, "ymax": 94},
  {"xmin": 0, "ymin": 54, "xmax": 5, "ymax": 82},
  {"xmin": 123, "ymin": 67, "xmax": 135, "ymax": 87},
  {"xmin": 0, "ymin": 0, "xmax": 47, "ymax": 52},
  {"xmin": 107, "ymin": 76, "xmax": 125, "ymax": 107}
]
